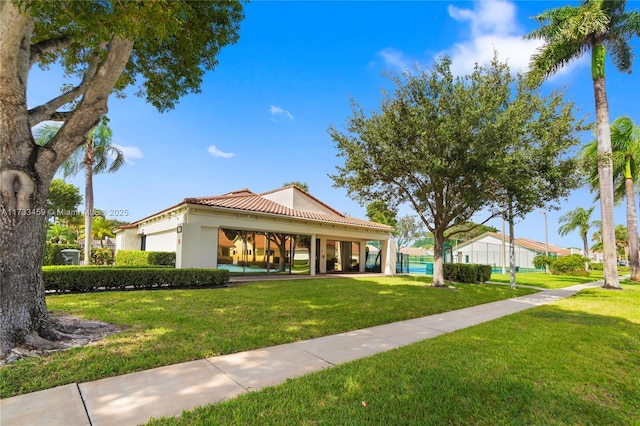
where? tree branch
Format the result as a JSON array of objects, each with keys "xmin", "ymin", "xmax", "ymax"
[
  {"xmin": 37, "ymin": 36, "xmax": 133, "ymax": 173},
  {"xmin": 30, "ymin": 35, "xmax": 73, "ymax": 66},
  {"xmin": 28, "ymin": 46, "xmax": 103, "ymax": 127}
]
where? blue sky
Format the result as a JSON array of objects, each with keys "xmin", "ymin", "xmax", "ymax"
[{"xmin": 28, "ymin": 0, "xmax": 640, "ymax": 250}]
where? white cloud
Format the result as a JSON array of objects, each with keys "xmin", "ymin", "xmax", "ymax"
[
  {"xmin": 207, "ymin": 145, "xmax": 235, "ymax": 159},
  {"xmin": 378, "ymin": 0, "xmax": 586, "ymax": 79},
  {"xmin": 113, "ymin": 144, "xmax": 143, "ymax": 165},
  {"xmin": 378, "ymin": 48, "xmax": 414, "ymax": 74},
  {"xmin": 269, "ymin": 105, "xmax": 294, "ymax": 120},
  {"xmin": 444, "ymin": 0, "xmax": 543, "ymax": 75},
  {"xmin": 443, "ymin": 0, "xmax": 587, "ymax": 77}
]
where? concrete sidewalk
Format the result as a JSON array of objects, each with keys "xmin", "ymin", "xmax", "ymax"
[{"xmin": 1, "ymin": 281, "xmax": 601, "ymax": 426}]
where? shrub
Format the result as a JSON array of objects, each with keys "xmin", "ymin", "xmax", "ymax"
[
  {"xmin": 43, "ymin": 243, "xmax": 81, "ymax": 266},
  {"xmin": 549, "ymin": 254, "xmax": 589, "ymax": 276},
  {"xmin": 589, "ymin": 262, "xmax": 603, "ymax": 270},
  {"xmin": 115, "ymin": 250, "xmax": 175, "ymax": 266},
  {"xmin": 43, "ymin": 266, "xmax": 230, "ymax": 293},
  {"xmin": 148, "ymin": 251, "xmax": 176, "ymax": 266},
  {"xmin": 533, "ymin": 254, "xmax": 555, "ymax": 269},
  {"xmin": 443, "ymin": 263, "xmax": 491, "ymax": 283},
  {"xmin": 217, "ymin": 256, "xmax": 233, "ymax": 264},
  {"xmin": 91, "ymin": 247, "xmax": 114, "ymax": 265}
]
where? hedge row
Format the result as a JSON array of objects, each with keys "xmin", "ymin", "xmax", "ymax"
[
  {"xmin": 443, "ymin": 263, "xmax": 492, "ymax": 283},
  {"xmin": 115, "ymin": 250, "xmax": 176, "ymax": 266},
  {"xmin": 43, "ymin": 266, "xmax": 229, "ymax": 293}
]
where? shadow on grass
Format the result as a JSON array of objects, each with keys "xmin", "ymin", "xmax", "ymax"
[{"xmin": 152, "ymin": 304, "xmax": 639, "ymax": 425}]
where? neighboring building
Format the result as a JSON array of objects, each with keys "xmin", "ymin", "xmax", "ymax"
[
  {"xmin": 399, "ymin": 247, "xmax": 432, "ymax": 257},
  {"xmin": 453, "ymin": 231, "xmax": 572, "ymax": 271},
  {"xmin": 115, "ymin": 185, "xmax": 396, "ymax": 275},
  {"xmin": 78, "ymin": 237, "xmax": 116, "ymax": 250}
]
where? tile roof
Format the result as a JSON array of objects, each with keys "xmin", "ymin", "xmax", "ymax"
[
  {"xmin": 185, "ymin": 186, "xmax": 393, "ymax": 231},
  {"xmin": 467, "ymin": 232, "xmax": 571, "ymax": 256}
]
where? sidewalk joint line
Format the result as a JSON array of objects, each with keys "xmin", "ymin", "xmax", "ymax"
[{"xmin": 76, "ymin": 383, "xmax": 93, "ymax": 426}]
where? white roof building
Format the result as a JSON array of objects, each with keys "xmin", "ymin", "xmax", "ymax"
[{"xmin": 115, "ymin": 185, "xmax": 396, "ymax": 275}]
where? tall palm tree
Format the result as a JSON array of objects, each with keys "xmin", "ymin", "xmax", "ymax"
[
  {"xmin": 525, "ymin": 0, "xmax": 640, "ymax": 289},
  {"xmin": 582, "ymin": 116, "xmax": 640, "ymax": 280},
  {"xmin": 35, "ymin": 122, "xmax": 124, "ymax": 264},
  {"xmin": 558, "ymin": 207, "xmax": 596, "ymax": 260}
]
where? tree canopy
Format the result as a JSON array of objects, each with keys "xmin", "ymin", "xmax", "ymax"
[
  {"xmin": 46, "ymin": 179, "xmax": 82, "ymax": 223},
  {"xmin": 330, "ymin": 54, "xmax": 585, "ymax": 286}
]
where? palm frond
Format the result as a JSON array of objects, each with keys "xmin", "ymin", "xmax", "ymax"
[
  {"xmin": 607, "ymin": 36, "xmax": 634, "ymax": 72},
  {"xmin": 33, "ymin": 123, "xmax": 62, "ymax": 146}
]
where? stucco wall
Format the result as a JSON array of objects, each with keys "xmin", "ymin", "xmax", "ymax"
[{"xmin": 146, "ymin": 230, "xmax": 177, "ymax": 252}]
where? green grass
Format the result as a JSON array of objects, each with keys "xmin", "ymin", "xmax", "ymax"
[
  {"xmin": 489, "ymin": 270, "xmax": 606, "ymax": 289},
  {"xmin": 0, "ymin": 276, "xmax": 537, "ymax": 398},
  {"xmin": 147, "ymin": 282, "xmax": 640, "ymax": 426}
]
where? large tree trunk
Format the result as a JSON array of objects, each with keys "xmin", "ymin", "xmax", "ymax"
[
  {"xmin": 593, "ymin": 76, "xmax": 621, "ymax": 289},
  {"xmin": 0, "ymin": 2, "xmax": 134, "ymax": 357},
  {"xmin": 0, "ymin": 5, "xmax": 53, "ymax": 357},
  {"xmin": 0, "ymin": 166, "xmax": 56, "ymax": 356},
  {"xmin": 625, "ymin": 176, "xmax": 640, "ymax": 280},
  {"xmin": 432, "ymin": 227, "xmax": 446, "ymax": 287}
]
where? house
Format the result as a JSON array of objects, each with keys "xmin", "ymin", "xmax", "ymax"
[
  {"xmin": 453, "ymin": 231, "xmax": 572, "ymax": 271},
  {"xmin": 115, "ymin": 185, "xmax": 396, "ymax": 275}
]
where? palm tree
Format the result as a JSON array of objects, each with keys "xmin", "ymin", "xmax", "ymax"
[
  {"xmin": 91, "ymin": 216, "xmax": 116, "ymax": 247},
  {"xmin": 525, "ymin": 0, "xmax": 640, "ymax": 289},
  {"xmin": 46, "ymin": 223, "xmax": 71, "ymax": 244},
  {"xmin": 583, "ymin": 116, "xmax": 640, "ymax": 280},
  {"xmin": 35, "ymin": 122, "xmax": 124, "ymax": 264},
  {"xmin": 558, "ymin": 207, "xmax": 596, "ymax": 260}
]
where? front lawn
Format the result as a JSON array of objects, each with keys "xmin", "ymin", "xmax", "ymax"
[
  {"xmin": 489, "ymin": 270, "xmax": 605, "ymax": 288},
  {"xmin": 148, "ymin": 282, "xmax": 640, "ymax": 425},
  {"xmin": 0, "ymin": 276, "xmax": 537, "ymax": 398}
]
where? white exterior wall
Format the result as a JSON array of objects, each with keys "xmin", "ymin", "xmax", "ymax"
[
  {"xmin": 455, "ymin": 236, "xmax": 538, "ymax": 269},
  {"xmin": 145, "ymin": 230, "xmax": 177, "ymax": 252},
  {"xmin": 115, "ymin": 229, "xmax": 141, "ymax": 253},
  {"xmin": 116, "ymin": 205, "xmax": 395, "ymax": 274}
]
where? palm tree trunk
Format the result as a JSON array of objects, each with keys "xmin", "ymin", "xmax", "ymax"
[
  {"xmin": 84, "ymin": 154, "xmax": 94, "ymax": 265},
  {"xmin": 582, "ymin": 232, "xmax": 590, "ymax": 272},
  {"xmin": 593, "ymin": 76, "xmax": 621, "ymax": 289},
  {"xmin": 626, "ymin": 176, "xmax": 639, "ymax": 280}
]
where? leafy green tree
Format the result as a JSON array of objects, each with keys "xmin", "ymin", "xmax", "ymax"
[
  {"xmin": 36, "ymin": 122, "xmax": 124, "ymax": 264},
  {"xmin": 558, "ymin": 207, "xmax": 597, "ymax": 260},
  {"xmin": 46, "ymin": 179, "xmax": 83, "ymax": 225},
  {"xmin": 395, "ymin": 215, "xmax": 425, "ymax": 249},
  {"xmin": 525, "ymin": 0, "xmax": 640, "ymax": 289},
  {"xmin": 444, "ymin": 223, "xmax": 498, "ymax": 241},
  {"xmin": 330, "ymin": 54, "xmax": 583, "ymax": 286},
  {"xmin": 489, "ymin": 75, "xmax": 584, "ymax": 288},
  {"xmin": 283, "ymin": 181, "xmax": 309, "ymax": 192},
  {"xmin": 0, "ymin": 1, "xmax": 244, "ymax": 357},
  {"xmin": 582, "ymin": 116, "xmax": 640, "ymax": 280},
  {"xmin": 365, "ymin": 201, "xmax": 398, "ymax": 229}
]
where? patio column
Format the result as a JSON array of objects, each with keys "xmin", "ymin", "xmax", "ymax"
[
  {"xmin": 381, "ymin": 239, "xmax": 397, "ymax": 276},
  {"xmin": 319, "ymin": 236, "xmax": 327, "ymax": 274},
  {"xmin": 310, "ymin": 234, "xmax": 317, "ymax": 276},
  {"xmin": 359, "ymin": 241, "xmax": 367, "ymax": 272}
]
